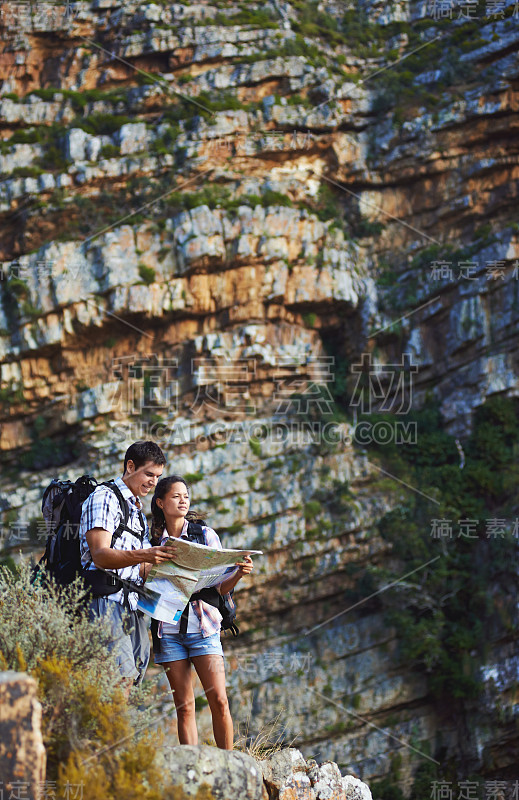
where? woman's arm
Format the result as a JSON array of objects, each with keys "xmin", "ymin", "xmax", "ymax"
[
  {"xmin": 218, "ymin": 555, "xmax": 253, "ymax": 595},
  {"xmin": 201, "ymin": 526, "xmax": 254, "ymax": 594}
]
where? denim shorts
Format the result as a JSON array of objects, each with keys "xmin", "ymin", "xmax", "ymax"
[{"xmin": 153, "ymin": 631, "xmax": 224, "ymax": 663}]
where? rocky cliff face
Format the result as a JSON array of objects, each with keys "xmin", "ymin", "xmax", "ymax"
[{"xmin": 1, "ymin": 0, "xmax": 518, "ymax": 793}]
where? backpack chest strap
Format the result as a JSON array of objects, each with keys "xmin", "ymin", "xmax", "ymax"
[{"xmin": 179, "ymin": 521, "xmax": 207, "ymax": 633}]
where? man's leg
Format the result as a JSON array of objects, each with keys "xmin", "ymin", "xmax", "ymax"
[
  {"xmin": 130, "ymin": 610, "xmax": 151, "ymax": 687},
  {"xmin": 88, "ymin": 598, "xmax": 142, "ymax": 686}
]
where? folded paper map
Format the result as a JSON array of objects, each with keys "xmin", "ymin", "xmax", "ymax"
[{"xmin": 136, "ymin": 537, "xmax": 262, "ymax": 624}]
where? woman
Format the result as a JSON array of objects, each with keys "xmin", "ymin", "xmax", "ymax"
[{"xmin": 149, "ymin": 475, "xmax": 253, "ymax": 749}]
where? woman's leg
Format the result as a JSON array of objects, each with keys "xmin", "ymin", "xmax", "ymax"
[
  {"xmin": 162, "ymin": 659, "xmax": 198, "ymax": 745},
  {"xmin": 191, "ymin": 655, "xmax": 233, "ymax": 750}
]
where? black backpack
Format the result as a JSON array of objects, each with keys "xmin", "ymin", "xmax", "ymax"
[
  {"xmin": 150, "ymin": 521, "xmax": 239, "ymax": 653},
  {"xmin": 34, "ymin": 475, "xmax": 146, "ymax": 597}
]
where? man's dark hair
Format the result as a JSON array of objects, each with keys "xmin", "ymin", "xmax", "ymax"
[{"xmin": 123, "ymin": 441, "xmax": 166, "ymax": 474}]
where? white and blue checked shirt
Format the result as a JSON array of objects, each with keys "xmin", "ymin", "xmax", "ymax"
[{"xmin": 79, "ymin": 476, "xmax": 151, "ymax": 610}]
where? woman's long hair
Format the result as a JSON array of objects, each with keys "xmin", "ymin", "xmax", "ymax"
[{"xmin": 150, "ymin": 475, "xmax": 205, "ymax": 544}]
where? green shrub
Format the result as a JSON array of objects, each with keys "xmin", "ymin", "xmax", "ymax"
[
  {"xmin": 371, "ymin": 777, "xmax": 405, "ymax": 800},
  {"xmin": 0, "ymin": 382, "xmax": 25, "ymax": 410},
  {"xmin": 354, "ymin": 219, "xmax": 385, "ymax": 238},
  {"xmin": 151, "ymin": 125, "xmax": 179, "ymax": 155},
  {"xmin": 6, "ymin": 276, "xmax": 30, "ymax": 298},
  {"xmin": 61, "ymin": 87, "xmax": 128, "ymax": 109},
  {"xmin": 249, "ymin": 437, "xmax": 262, "ymax": 457},
  {"xmin": 0, "ymin": 566, "xmax": 118, "ymax": 770},
  {"xmin": 314, "ymin": 182, "xmax": 341, "ymax": 223},
  {"xmin": 136, "ymin": 71, "xmax": 158, "ymax": 86},
  {"xmin": 222, "ymin": 522, "xmax": 244, "ymax": 535},
  {"xmin": 0, "ymin": 564, "xmax": 166, "ymax": 795},
  {"xmin": 304, "ymin": 500, "xmax": 322, "ymax": 520},
  {"xmin": 19, "ymin": 414, "xmax": 79, "ymax": 470},
  {"xmin": 184, "ymin": 471, "xmax": 204, "ymax": 483},
  {"xmin": 262, "ymin": 189, "xmax": 293, "ymax": 208},
  {"xmin": 72, "ymin": 113, "xmax": 133, "ymax": 136},
  {"xmin": 11, "ymin": 165, "xmax": 44, "ymax": 178},
  {"xmin": 100, "ymin": 143, "xmax": 120, "ymax": 159},
  {"xmin": 7, "ymin": 128, "xmax": 43, "ymax": 145},
  {"xmin": 138, "ymin": 263, "xmax": 156, "ymax": 285},
  {"xmin": 213, "ymin": 8, "xmax": 277, "ymax": 27},
  {"xmin": 36, "ymin": 144, "xmax": 71, "ymax": 172},
  {"xmin": 29, "ymin": 87, "xmax": 57, "ymax": 101},
  {"xmin": 302, "ymin": 312, "xmax": 317, "ymax": 327}
]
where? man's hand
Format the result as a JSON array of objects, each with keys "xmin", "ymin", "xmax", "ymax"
[
  {"xmin": 143, "ymin": 544, "xmax": 177, "ymax": 565},
  {"xmin": 86, "ymin": 528, "xmax": 177, "ymax": 571}
]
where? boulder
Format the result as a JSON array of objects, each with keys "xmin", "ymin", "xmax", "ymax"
[
  {"xmin": 307, "ymin": 761, "xmax": 345, "ymax": 800},
  {"xmin": 117, "ymin": 122, "xmax": 148, "ymax": 154},
  {"xmin": 342, "ymin": 776, "xmax": 372, "ymax": 800},
  {"xmin": 260, "ymin": 748, "xmax": 373, "ymax": 800},
  {"xmin": 0, "ymin": 672, "xmax": 46, "ymax": 800},
  {"xmin": 161, "ymin": 744, "xmax": 268, "ymax": 800},
  {"xmin": 64, "ymin": 127, "xmax": 90, "ymax": 161},
  {"xmin": 261, "ymin": 748, "xmax": 315, "ymax": 799}
]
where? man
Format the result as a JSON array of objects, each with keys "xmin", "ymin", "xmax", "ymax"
[{"xmin": 79, "ymin": 440, "xmax": 177, "ymax": 688}]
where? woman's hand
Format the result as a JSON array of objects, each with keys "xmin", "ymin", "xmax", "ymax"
[
  {"xmin": 218, "ymin": 555, "xmax": 254, "ymax": 594},
  {"xmin": 235, "ymin": 555, "xmax": 253, "ymax": 575}
]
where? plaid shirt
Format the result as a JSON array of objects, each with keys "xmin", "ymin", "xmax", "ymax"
[
  {"xmin": 160, "ymin": 519, "xmax": 236, "ymax": 638},
  {"xmin": 79, "ymin": 476, "xmax": 151, "ymax": 610}
]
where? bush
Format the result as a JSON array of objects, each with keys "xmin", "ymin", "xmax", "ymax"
[
  {"xmin": 11, "ymin": 165, "xmax": 44, "ymax": 178},
  {"xmin": 0, "ymin": 564, "xmax": 165, "ymax": 794},
  {"xmin": 138, "ymin": 263, "xmax": 156, "ymax": 285},
  {"xmin": 36, "ymin": 144, "xmax": 71, "ymax": 172},
  {"xmin": 0, "ymin": 566, "xmax": 120, "ymax": 766},
  {"xmin": 249, "ymin": 438, "xmax": 262, "ymax": 457},
  {"xmin": 304, "ymin": 500, "xmax": 322, "ymax": 520},
  {"xmin": 73, "ymin": 113, "xmax": 133, "ymax": 136},
  {"xmin": 184, "ymin": 471, "xmax": 204, "ymax": 483},
  {"xmin": 29, "ymin": 88, "xmax": 57, "ymax": 101},
  {"xmin": 100, "ymin": 143, "xmax": 120, "ymax": 159},
  {"xmin": 8, "ymin": 128, "xmax": 41, "ymax": 145},
  {"xmin": 262, "ymin": 189, "xmax": 293, "ymax": 208},
  {"xmin": 213, "ymin": 8, "xmax": 277, "ymax": 27}
]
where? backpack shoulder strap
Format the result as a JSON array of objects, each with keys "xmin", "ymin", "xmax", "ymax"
[
  {"xmin": 99, "ymin": 481, "xmax": 146, "ymax": 545},
  {"xmin": 186, "ymin": 521, "xmax": 206, "ymax": 545},
  {"xmin": 101, "ymin": 481, "xmax": 129, "ymax": 525},
  {"xmin": 179, "ymin": 522, "xmax": 207, "ymax": 633}
]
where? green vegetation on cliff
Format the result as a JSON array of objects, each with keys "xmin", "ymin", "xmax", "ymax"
[{"xmin": 364, "ymin": 397, "xmax": 518, "ymax": 702}]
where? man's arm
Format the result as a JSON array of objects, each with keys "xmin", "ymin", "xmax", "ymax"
[{"xmin": 86, "ymin": 528, "xmax": 177, "ymax": 570}]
